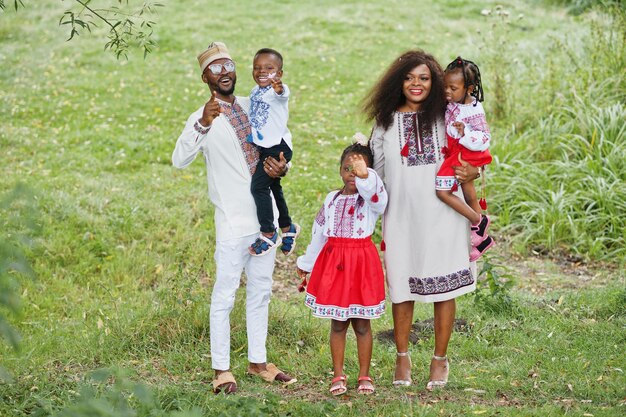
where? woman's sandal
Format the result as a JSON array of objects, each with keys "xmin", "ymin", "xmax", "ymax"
[
  {"xmin": 329, "ymin": 375, "xmax": 348, "ymax": 396},
  {"xmin": 357, "ymin": 376, "xmax": 375, "ymax": 395},
  {"xmin": 392, "ymin": 351, "xmax": 412, "ymax": 387},
  {"xmin": 426, "ymin": 355, "xmax": 449, "ymax": 391}
]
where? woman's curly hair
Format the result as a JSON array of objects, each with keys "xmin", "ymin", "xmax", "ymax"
[{"xmin": 362, "ymin": 49, "xmax": 446, "ymax": 130}]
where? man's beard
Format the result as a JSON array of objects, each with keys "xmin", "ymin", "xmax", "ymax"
[{"xmin": 215, "ymin": 77, "xmax": 236, "ymax": 96}]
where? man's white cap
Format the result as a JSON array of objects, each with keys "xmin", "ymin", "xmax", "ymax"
[{"xmin": 197, "ymin": 41, "xmax": 232, "ymax": 73}]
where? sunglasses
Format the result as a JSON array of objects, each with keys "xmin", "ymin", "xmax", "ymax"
[{"xmin": 207, "ymin": 61, "xmax": 235, "ymax": 75}]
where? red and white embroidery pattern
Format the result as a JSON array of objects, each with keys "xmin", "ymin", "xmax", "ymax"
[
  {"xmin": 445, "ymin": 104, "xmax": 460, "ymax": 127},
  {"xmin": 333, "ymin": 196, "xmax": 356, "ymax": 237},
  {"xmin": 219, "ymin": 99, "xmax": 259, "ymax": 175},
  {"xmin": 463, "ymin": 113, "xmax": 490, "ymax": 143},
  {"xmin": 315, "ymin": 206, "xmax": 325, "ymax": 226},
  {"xmin": 398, "ymin": 113, "xmax": 437, "ymax": 167}
]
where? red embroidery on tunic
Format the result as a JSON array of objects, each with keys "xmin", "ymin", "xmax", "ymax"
[
  {"xmin": 399, "ymin": 113, "xmax": 437, "ymax": 166},
  {"xmin": 315, "ymin": 206, "xmax": 325, "ymax": 226},
  {"xmin": 219, "ymin": 99, "xmax": 259, "ymax": 175},
  {"xmin": 462, "ymin": 113, "xmax": 490, "ymax": 139},
  {"xmin": 333, "ymin": 196, "xmax": 356, "ymax": 237}
]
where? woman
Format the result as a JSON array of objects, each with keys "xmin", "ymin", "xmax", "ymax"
[{"xmin": 363, "ymin": 50, "xmax": 479, "ymax": 390}]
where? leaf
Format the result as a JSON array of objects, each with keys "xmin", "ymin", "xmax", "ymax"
[{"xmin": 0, "ymin": 318, "xmax": 21, "ymax": 350}]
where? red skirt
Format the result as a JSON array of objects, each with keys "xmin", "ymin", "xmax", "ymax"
[{"xmin": 304, "ymin": 236, "xmax": 386, "ymax": 321}]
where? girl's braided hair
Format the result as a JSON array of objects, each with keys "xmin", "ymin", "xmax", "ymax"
[{"xmin": 445, "ymin": 56, "xmax": 484, "ymax": 105}]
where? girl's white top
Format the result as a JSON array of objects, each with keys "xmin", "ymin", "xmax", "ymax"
[
  {"xmin": 445, "ymin": 101, "xmax": 491, "ymax": 152},
  {"xmin": 296, "ymin": 168, "xmax": 387, "ymax": 273}
]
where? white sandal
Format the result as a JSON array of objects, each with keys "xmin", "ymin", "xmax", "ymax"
[
  {"xmin": 392, "ymin": 351, "xmax": 412, "ymax": 386},
  {"xmin": 426, "ymin": 355, "xmax": 449, "ymax": 391}
]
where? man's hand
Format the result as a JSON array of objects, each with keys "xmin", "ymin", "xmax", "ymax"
[
  {"xmin": 452, "ymin": 121, "xmax": 465, "ymax": 137},
  {"xmin": 199, "ymin": 90, "xmax": 221, "ymax": 126},
  {"xmin": 264, "ymin": 151, "xmax": 288, "ymax": 178},
  {"xmin": 452, "ymin": 154, "xmax": 479, "ymax": 184}
]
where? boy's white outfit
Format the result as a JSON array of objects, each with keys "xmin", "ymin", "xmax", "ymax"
[
  {"xmin": 172, "ymin": 96, "xmax": 285, "ymax": 370},
  {"xmin": 249, "ymin": 84, "xmax": 293, "ymax": 149}
]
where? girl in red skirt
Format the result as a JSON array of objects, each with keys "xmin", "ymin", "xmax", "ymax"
[
  {"xmin": 436, "ymin": 56, "xmax": 494, "ymax": 261},
  {"xmin": 296, "ymin": 141, "xmax": 387, "ymax": 396}
]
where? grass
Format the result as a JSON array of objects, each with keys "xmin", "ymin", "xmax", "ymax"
[{"xmin": 1, "ymin": 0, "xmax": 625, "ymax": 416}]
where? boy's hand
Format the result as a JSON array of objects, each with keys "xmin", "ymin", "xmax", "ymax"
[
  {"xmin": 269, "ymin": 73, "xmax": 284, "ymax": 95},
  {"xmin": 452, "ymin": 121, "xmax": 465, "ymax": 137},
  {"xmin": 346, "ymin": 154, "xmax": 369, "ymax": 179}
]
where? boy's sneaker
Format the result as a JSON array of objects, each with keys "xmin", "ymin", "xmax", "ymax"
[
  {"xmin": 249, "ymin": 231, "xmax": 282, "ymax": 257},
  {"xmin": 280, "ymin": 223, "xmax": 301, "ymax": 256},
  {"xmin": 469, "ymin": 235, "xmax": 495, "ymax": 262},
  {"xmin": 470, "ymin": 214, "xmax": 491, "ymax": 246}
]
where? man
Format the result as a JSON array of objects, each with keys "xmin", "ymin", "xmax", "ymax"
[{"xmin": 172, "ymin": 41, "xmax": 295, "ymax": 394}]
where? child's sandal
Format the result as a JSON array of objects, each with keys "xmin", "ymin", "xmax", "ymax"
[
  {"xmin": 249, "ymin": 231, "xmax": 282, "ymax": 257},
  {"xmin": 469, "ymin": 235, "xmax": 495, "ymax": 262},
  {"xmin": 280, "ymin": 223, "xmax": 301, "ymax": 256},
  {"xmin": 357, "ymin": 376, "xmax": 375, "ymax": 395},
  {"xmin": 329, "ymin": 375, "xmax": 347, "ymax": 396}
]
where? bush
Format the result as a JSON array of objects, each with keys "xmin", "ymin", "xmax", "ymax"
[{"xmin": 487, "ymin": 4, "xmax": 626, "ymax": 264}]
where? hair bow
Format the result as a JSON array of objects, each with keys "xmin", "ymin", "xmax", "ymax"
[{"xmin": 353, "ymin": 132, "xmax": 369, "ymax": 146}]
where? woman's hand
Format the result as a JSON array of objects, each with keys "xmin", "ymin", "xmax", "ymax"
[
  {"xmin": 452, "ymin": 154, "xmax": 479, "ymax": 184},
  {"xmin": 264, "ymin": 152, "xmax": 288, "ymax": 178}
]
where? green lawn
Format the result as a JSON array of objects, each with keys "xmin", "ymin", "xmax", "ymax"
[{"xmin": 1, "ymin": 0, "xmax": 624, "ymax": 416}]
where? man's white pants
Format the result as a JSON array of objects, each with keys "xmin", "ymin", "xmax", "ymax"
[{"xmin": 210, "ymin": 233, "xmax": 276, "ymax": 371}]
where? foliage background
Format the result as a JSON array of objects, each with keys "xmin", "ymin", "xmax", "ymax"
[{"xmin": 1, "ymin": 0, "xmax": 624, "ymax": 416}]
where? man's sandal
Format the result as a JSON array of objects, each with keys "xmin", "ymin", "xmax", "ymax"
[
  {"xmin": 212, "ymin": 371, "xmax": 237, "ymax": 394},
  {"xmin": 249, "ymin": 232, "xmax": 282, "ymax": 257},
  {"xmin": 329, "ymin": 375, "xmax": 347, "ymax": 396},
  {"xmin": 426, "ymin": 355, "xmax": 449, "ymax": 391},
  {"xmin": 357, "ymin": 376, "xmax": 375, "ymax": 395},
  {"xmin": 392, "ymin": 351, "xmax": 412, "ymax": 387},
  {"xmin": 280, "ymin": 223, "xmax": 301, "ymax": 256},
  {"xmin": 247, "ymin": 363, "xmax": 297, "ymax": 385}
]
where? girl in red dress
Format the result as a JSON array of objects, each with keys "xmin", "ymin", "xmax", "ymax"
[
  {"xmin": 296, "ymin": 141, "xmax": 387, "ymax": 396},
  {"xmin": 436, "ymin": 56, "xmax": 494, "ymax": 261}
]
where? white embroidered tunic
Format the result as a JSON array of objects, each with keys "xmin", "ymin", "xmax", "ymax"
[
  {"xmin": 371, "ymin": 112, "xmax": 476, "ymax": 303},
  {"xmin": 445, "ymin": 101, "xmax": 491, "ymax": 152},
  {"xmin": 296, "ymin": 168, "xmax": 387, "ymax": 273},
  {"xmin": 248, "ymin": 84, "xmax": 293, "ymax": 149}
]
